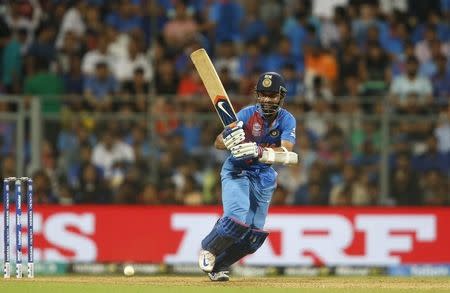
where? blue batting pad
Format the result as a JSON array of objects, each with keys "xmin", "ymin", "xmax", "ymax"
[
  {"xmin": 201, "ymin": 216, "xmax": 249, "ymax": 255},
  {"xmin": 213, "ymin": 228, "xmax": 269, "ymax": 271}
]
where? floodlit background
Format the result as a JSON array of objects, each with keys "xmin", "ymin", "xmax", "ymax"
[{"xmin": 0, "ymin": 0, "xmax": 449, "ymax": 278}]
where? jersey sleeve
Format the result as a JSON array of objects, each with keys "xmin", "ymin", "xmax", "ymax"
[
  {"xmin": 280, "ymin": 112, "xmax": 296, "ymax": 144},
  {"xmin": 236, "ymin": 107, "xmax": 252, "ymax": 124}
]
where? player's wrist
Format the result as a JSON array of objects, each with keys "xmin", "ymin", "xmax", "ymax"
[{"xmin": 256, "ymin": 145, "xmax": 265, "ymax": 158}]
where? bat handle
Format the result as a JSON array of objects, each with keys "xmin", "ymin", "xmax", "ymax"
[{"xmin": 226, "ymin": 121, "xmax": 237, "ymax": 128}]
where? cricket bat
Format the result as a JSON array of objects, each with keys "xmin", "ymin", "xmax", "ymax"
[{"xmin": 190, "ymin": 48, "xmax": 238, "ymax": 127}]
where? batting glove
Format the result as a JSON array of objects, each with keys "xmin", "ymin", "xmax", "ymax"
[
  {"xmin": 223, "ymin": 121, "xmax": 245, "ymax": 150},
  {"xmin": 230, "ymin": 142, "xmax": 264, "ymax": 161}
]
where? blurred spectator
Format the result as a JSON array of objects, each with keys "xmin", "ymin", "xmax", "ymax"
[
  {"xmin": 329, "ymin": 165, "xmax": 371, "ymax": 206},
  {"xmin": 214, "ymin": 40, "xmax": 240, "ymax": 81},
  {"xmin": 156, "ymin": 152, "xmax": 175, "ymax": 185},
  {"xmin": 154, "ymin": 58, "xmax": 180, "ymax": 95},
  {"xmin": 412, "ymin": 136, "xmax": 449, "ymax": 175},
  {"xmin": 91, "ymin": 127, "xmax": 135, "ymax": 180},
  {"xmin": 422, "ymin": 169, "xmax": 449, "ymax": 205},
  {"xmin": 336, "ymin": 40, "xmax": 360, "ymax": 96},
  {"xmin": 297, "ymin": 135, "xmax": 318, "ymax": 174},
  {"xmin": 0, "ymin": 155, "xmax": 16, "ymax": 178},
  {"xmin": 280, "ymin": 63, "xmax": 304, "ymax": 101},
  {"xmin": 419, "ymin": 39, "xmax": 445, "ymax": 78},
  {"xmin": 66, "ymin": 142, "xmax": 94, "ymax": 188},
  {"xmin": 163, "ymin": 0, "xmax": 198, "ymax": 50},
  {"xmin": 115, "ymin": 165, "xmax": 144, "ymax": 203},
  {"xmin": 431, "ymin": 55, "xmax": 450, "ymax": 105},
  {"xmin": 218, "ymin": 67, "xmax": 239, "ymax": 96},
  {"xmin": 23, "ymin": 58, "xmax": 64, "ymax": 114},
  {"xmin": 57, "ymin": 30, "xmax": 84, "ymax": 74},
  {"xmin": 351, "ymin": 139, "xmax": 380, "ymax": 179},
  {"xmin": 304, "ymin": 99, "xmax": 333, "ymax": 138},
  {"xmin": 238, "ymin": 41, "xmax": 264, "ymax": 80},
  {"xmin": 351, "ymin": 120, "xmax": 381, "ymax": 155},
  {"xmin": 114, "ymin": 36, "xmax": 153, "ymax": 83},
  {"xmin": 319, "ymin": 6, "xmax": 346, "ymax": 48},
  {"xmin": 318, "ymin": 125, "xmax": 351, "ymax": 162},
  {"xmin": 27, "ymin": 22, "xmax": 57, "ymax": 67},
  {"xmin": 173, "ymin": 37, "xmax": 203, "ymax": 76},
  {"xmin": 83, "ymin": 61, "xmax": 119, "ymax": 111},
  {"xmin": 55, "ymin": 0, "xmax": 87, "ymax": 49},
  {"xmin": 81, "ymin": 34, "xmax": 114, "ymax": 76},
  {"xmin": 175, "ymin": 104, "xmax": 202, "ymax": 154},
  {"xmin": 158, "ymin": 179, "xmax": 180, "ymax": 204},
  {"xmin": 58, "ymin": 184, "xmax": 75, "ymax": 205},
  {"xmin": 359, "ymin": 41, "xmax": 391, "ymax": 96},
  {"xmin": 382, "ymin": 21, "xmax": 408, "ymax": 58},
  {"xmin": 200, "ymin": 163, "xmax": 221, "ymax": 204},
  {"xmin": 105, "ymin": 26, "xmax": 130, "ymax": 60},
  {"xmin": 57, "ymin": 118, "xmax": 81, "ymax": 172},
  {"xmin": 389, "ymin": 56, "xmax": 432, "ymax": 113},
  {"xmin": 177, "ymin": 65, "xmax": 206, "ymax": 99},
  {"xmin": 415, "ymin": 24, "xmax": 449, "ymax": 64},
  {"xmin": 152, "ymin": 97, "xmax": 179, "ymax": 135},
  {"xmin": 1, "ymin": 29, "xmax": 22, "ymax": 94},
  {"xmin": 352, "ymin": 3, "xmax": 380, "ymax": 46},
  {"xmin": 190, "ymin": 124, "xmax": 227, "ymax": 167},
  {"xmin": 271, "ymin": 185, "xmax": 289, "ymax": 205},
  {"xmin": 391, "ymin": 41, "xmax": 416, "ymax": 78},
  {"xmin": 389, "ymin": 152, "xmax": 422, "ymax": 205},
  {"xmin": 265, "ymin": 37, "xmax": 303, "ymax": 75},
  {"xmin": 282, "ymin": 5, "xmax": 309, "ymax": 58},
  {"xmin": 166, "ymin": 133, "xmax": 188, "ymax": 167},
  {"xmin": 336, "ymin": 97, "xmax": 363, "ymax": 133},
  {"xmin": 4, "ymin": 1, "xmax": 42, "ymax": 51},
  {"xmin": 277, "ymin": 164, "xmax": 303, "ymax": 201},
  {"xmin": 304, "ymin": 42, "xmax": 338, "ymax": 87},
  {"xmin": 207, "ymin": 0, "xmax": 243, "ymax": 43},
  {"xmin": 32, "ymin": 169, "xmax": 58, "ymax": 204},
  {"xmin": 75, "ymin": 163, "xmax": 112, "ymax": 203},
  {"xmin": 182, "ymin": 175, "xmax": 203, "ymax": 205},
  {"xmin": 83, "ymin": 5, "xmax": 102, "ymax": 48},
  {"xmin": 434, "ymin": 108, "xmax": 450, "ymax": 153},
  {"xmin": 105, "ymin": 0, "xmax": 142, "ymax": 34},
  {"xmin": 139, "ymin": 182, "xmax": 160, "ymax": 204},
  {"xmin": 294, "ymin": 162, "xmax": 329, "ymax": 205},
  {"xmin": 304, "ymin": 76, "xmax": 333, "ymax": 103},
  {"xmin": 241, "ymin": 0, "xmax": 268, "ymax": 44},
  {"xmin": 122, "ymin": 67, "xmax": 149, "ymax": 111},
  {"xmin": 63, "ymin": 54, "xmax": 84, "ymax": 96},
  {"xmin": 0, "ymin": 121, "xmax": 15, "ymax": 156}
]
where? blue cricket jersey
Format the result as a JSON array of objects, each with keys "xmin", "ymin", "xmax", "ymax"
[{"xmin": 227, "ymin": 105, "xmax": 297, "ymax": 170}]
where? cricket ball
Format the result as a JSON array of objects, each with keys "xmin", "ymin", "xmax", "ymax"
[{"xmin": 123, "ymin": 265, "xmax": 135, "ymax": 276}]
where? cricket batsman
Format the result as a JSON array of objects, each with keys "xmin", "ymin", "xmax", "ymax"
[{"xmin": 198, "ymin": 72, "xmax": 298, "ymax": 281}]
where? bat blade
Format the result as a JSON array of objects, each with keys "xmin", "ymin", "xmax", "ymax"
[{"xmin": 190, "ymin": 48, "xmax": 237, "ymax": 127}]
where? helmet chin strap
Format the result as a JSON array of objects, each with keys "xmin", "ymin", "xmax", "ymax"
[{"xmin": 257, "ymin": 102, "xmax": 280, "ymax": 119}]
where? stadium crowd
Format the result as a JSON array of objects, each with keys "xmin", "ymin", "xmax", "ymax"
[{"xmin": 0, "ymin": 0, "xmax": 449, "ymax": 206}]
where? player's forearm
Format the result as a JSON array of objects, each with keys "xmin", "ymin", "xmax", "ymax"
[
  {"xmin": 215, "ymin": 134, "xmax": 227, "ymax": 150},
  {"xmin": 265, "ymin": 146, "xmax": 288, "ymax": 152}
]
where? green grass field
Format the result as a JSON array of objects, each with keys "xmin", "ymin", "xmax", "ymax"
[{"xmin": 1, "ymin": 276, "xmax": 450, "ymax": 293}]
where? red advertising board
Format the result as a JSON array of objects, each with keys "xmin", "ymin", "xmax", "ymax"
[{"xmin": 2, "ymin": 206, "xmax": 450, "ymax": 265}]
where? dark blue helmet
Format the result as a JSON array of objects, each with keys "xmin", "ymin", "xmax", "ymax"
[
  {"xmin": 256, "ymin": 72, "xmax": 287, "ymax": 94},
  {"xmin": 255, "ymin": 72, "xmax": 287, "ymax": 116}
]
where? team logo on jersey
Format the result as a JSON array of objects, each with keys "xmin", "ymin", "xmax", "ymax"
[
  {"xmin": 270, "ymin": 129, "xmax": 280, "ymax": 137},
  {"xmin": 252, "ymin": 122, "xmax": 262, "ymax": 137},
  {"xmin": 262, "ymin": 78, "xmax": 272, "ymax": 87}
]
